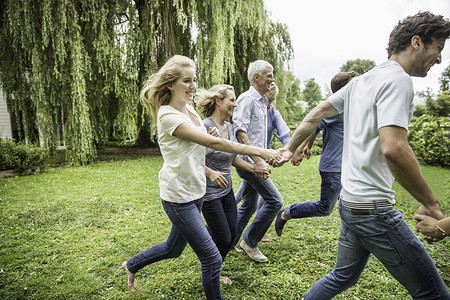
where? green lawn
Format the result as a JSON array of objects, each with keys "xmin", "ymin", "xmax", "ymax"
[{"xmin": 0, "ymin": 153, "xmax": 448, "ymax": 299}]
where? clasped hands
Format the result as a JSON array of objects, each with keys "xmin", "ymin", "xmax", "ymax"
[
  {"xmin": 267, "ymin": 146, "xmax": 311, "ymax": 167},
  {"xmin": 414, "ymin": 204, "xmax": 446, "ymax": 243}
]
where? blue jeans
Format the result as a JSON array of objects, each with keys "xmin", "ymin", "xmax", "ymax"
[
  {"xmin": 304, "ymin": 202, "xmax": 450, "ymax": 300},
  {"xmin": 235, "ymin": 180, "xmax": 264, "ymax": 209},
  {"xmin": 285, "ymin": 172, "xmax": 341, "ymax": 218},
  {"xmin": 233, "ymin": 169, "xmax": 283, "ymax": 248},
  {"xmin": 202, "ymin": 190, "xmax": 238, "ymax": 260},
  {"xmin": 126, "ymin": 198, "xmax": 223, "ymax": 300}
]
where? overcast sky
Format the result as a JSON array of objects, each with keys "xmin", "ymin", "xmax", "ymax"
[{"xmin": 264, "ymin": 0, "xmax": 450, "ymax": 97}]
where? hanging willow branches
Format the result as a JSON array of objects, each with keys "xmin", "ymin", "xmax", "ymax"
[{"xmin": 0, "ymin": 0, "xmax": 294, "ymax": 165}]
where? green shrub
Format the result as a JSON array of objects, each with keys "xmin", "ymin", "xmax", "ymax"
[
  {"xmin": 408, "ymin": 115, "xmax": 449, "ymax": 168},
  {"xmin": 0, "ymin": 139, "xmax": 48, "ymax": 171}
]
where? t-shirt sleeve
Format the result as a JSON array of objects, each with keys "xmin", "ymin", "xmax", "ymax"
[
  {"xmin": 327, "ymin": 86, "xmax": 346, "ymax": 114},
  {"xmin": 159, "ymin": 109, "xmax": 187, "ymax": 136},
  {"xmin": 377, "ymin": 75, "xmax": 413, "ymax": 130}
]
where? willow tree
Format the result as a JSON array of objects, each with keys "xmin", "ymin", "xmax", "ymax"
[
  {"xmin": 0, "ymin": 0, "xmax": 294, "ymax": 165},
  {"xmin": 0, "ymin": 0, "xmax": 141, "ymax": 165},
  {"xmin": 230, "ymin": 1, "xmax": 293, "ymax": 95}
]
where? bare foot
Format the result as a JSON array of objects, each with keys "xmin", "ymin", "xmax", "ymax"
[
  {"xmin": 220, "ymin": 275, "xmax": 232, "ymax": 285},
  {"xmin": 122, "ymin": 261, "xmax": 137, "ymax": 293},
  {"xmin": 260, "ymin": 234, "xmax": 274, "ymax": 242}
]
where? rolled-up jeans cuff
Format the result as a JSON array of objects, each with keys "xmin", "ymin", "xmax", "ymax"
[{"xmin": 284, "ymin": 205, "xmax": 293, "ymax": 220}]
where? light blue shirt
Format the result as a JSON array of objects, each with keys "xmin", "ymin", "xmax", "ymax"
[
  {"xmin": 267, "ymin": 106, "xmax": 290, "ymax": 148},
  {"xmin": 232, "ymin": 86, "xmax": 268, "ymax": 164}
]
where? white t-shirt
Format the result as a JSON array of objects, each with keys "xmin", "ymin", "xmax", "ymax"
[
  {"xmin": 328, "ymin": 60, "xmax": 414, "ymax": 203},
  {"xmin": 157, "ymin": 105, "xmax": 206, "ymax": 203}
]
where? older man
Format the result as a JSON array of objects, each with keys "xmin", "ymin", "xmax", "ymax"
[{"xmin": 232, "ymin": 60, "xmax": 283, "ymax": 262}]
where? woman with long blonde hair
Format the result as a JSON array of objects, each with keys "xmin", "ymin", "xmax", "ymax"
[
  {"xmin": 122, "ymin": 55, "xmax": 280, "ymax": 300},
  {"xmin": 196, "ymin": 84, "xmax": 270, "ymax": 285}
]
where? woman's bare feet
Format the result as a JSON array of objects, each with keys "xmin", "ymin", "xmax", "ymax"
[
  {"xmin": 122, "ymin": 261, "xmax": 137, "ymax": 293},
  {"xmin": 220, "ymin": 275, "xmax": 232, "ymax": 285},
  {"xmin": 260, "ymin": 234, "xmax": 274, "ymax": 242}
]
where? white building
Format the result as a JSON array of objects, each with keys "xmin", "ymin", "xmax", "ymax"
[{"xmin": 0, "ymin": 86, "xmax": 13, "ymax": 139}]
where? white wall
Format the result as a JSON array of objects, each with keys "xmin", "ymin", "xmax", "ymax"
[{"xmin": 0, "ymin": 87, "xmax": 13, "ymax": 139}]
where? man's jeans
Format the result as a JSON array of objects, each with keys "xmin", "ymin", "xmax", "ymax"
[
  {"xmin": 285, "ymin": 172, "xmax": 341, "ymax": 218},
  {"xmin": 233, "ymin": 169, "xmax": 283, "ymax": 248},
  {"xmin": 304, "ymin": 202, "xmax": 450, "ymax": 300},
  {"xmin": 126, "ymin": 198, "xmax": 223, "ymax": 300}
]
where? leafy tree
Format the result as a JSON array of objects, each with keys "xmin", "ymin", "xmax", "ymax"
[
  {"xmin": 270, "ymin": 69, "xmax": 302, "ymax": 125},
  {"xmin": 340, "ymin": 58, "xmax": 376, "ymax": 76},
  {"xmin": 439, "ymin": 63, "xmax": 450, "ymax": 92},
  {"xmin": 0, "ymin": 0, "xmax": 293, "ymax": 165},
  {"xmin": 413, "ymin": 105, "xmax": 427, "ymax": 117},
  {"xmin": 427, "ymin": 91, "xmax": 450, "ymax": 117},
  {"xmin": 416, "ymin": 88, "xmax": 450, "ymax": 117},
  {"xmin": 302, "ymin": 78, "xmax": 323, "ymax": 111},
  {"xmin": 230, "ymin": 4, "xmax": 293, "ymax": 96}
]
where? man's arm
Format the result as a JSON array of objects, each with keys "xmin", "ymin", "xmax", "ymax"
[
  {"xmin": 274, "ymin": 100, "xmax": 338, "ymax": 166},
  {"xmin": 379, "ymin": 126, "xmax": 444, "ymax": 222},
  {"xmin": 272, "ymin": 108, "xmax": 291, "ymax": 146},
  {"xmin": 236, "ymin": 130, "xmax": 270, "ymax": 180}
]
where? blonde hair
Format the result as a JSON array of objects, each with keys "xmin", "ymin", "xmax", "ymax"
[
  {"xmin": 140, "ymin": 55, "xmax": 196, "ymax": 124},
  {"xmin": 196, "ymin": 84, "xmax": 234, "ymax": 117}
]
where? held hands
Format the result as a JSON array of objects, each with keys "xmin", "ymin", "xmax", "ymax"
[
  {"xmin": 291, "ymin": 150, "xmax": 303, "ymax": 166},
  {"xmin": 414, "ymin": 205, "xmax": 446, "ymax": 243},
  {"xmin": 254, "ymin": 161, "xmax": 271, "ymax": 180},
  {"xmin": 414, "ymin": 214, "xmax": 445, "ymax": 243},
  {"xmin": 268, "ymin": 147, "xmax": 293, "ymax": 167},
  {"xmin": 291, "ymin": 145, "xmax": 311, "ymax": 166},
  {"xmin": 415, "ymin": 204, "xmax": 445, "ymax": 225},
  {"xmin": 261, "ymin": 148, "xmax": 282, "ymax": 163},
  {"xmin": 302, "ymin": 147, "xmax": 312, "ymax": 159}
]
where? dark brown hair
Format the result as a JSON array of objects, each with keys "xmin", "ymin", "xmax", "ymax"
[
  {"xmin": 331, "ymin": 71, "xmax": 356, "ymax": 93},
  {"xmin": 387, "ymin": 11, "xmax": 450, "ymax": 58}
]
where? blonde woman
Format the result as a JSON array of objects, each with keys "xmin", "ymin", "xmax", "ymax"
[
  {"xmin": 196, "ymin": 85, "xmax": 269, "ymax": 285},
  {"xmin": 122, "ymin": 55, "xmax": 280, "ymax": 300}
]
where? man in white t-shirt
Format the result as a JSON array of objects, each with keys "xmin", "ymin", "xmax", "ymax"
[{"xmin": 274, "ymin": 11, "xmax": 450, "ymax": 299}]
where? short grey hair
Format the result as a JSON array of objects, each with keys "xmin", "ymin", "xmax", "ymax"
[{"xmin": 247, "ymin": 60, "xmax": 273, "ymax": 84}]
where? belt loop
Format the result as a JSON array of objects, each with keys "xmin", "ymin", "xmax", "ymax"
[{"xmin": 372, "ymin": 201, "xmax": 377, "ymax": 210}]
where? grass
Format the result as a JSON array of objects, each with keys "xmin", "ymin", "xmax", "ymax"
[{"xmin": 0, "ymin": 149, "xmax": 448, "ymax": 299}]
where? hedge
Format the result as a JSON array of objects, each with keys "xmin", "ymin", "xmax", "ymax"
[
  {"xmin": 408, "ymin": 115, "xmax": 449, "ymax": 168},
  {"xmin": 0, "ymin": 139, "xmax": 48, "ymax": 171}
]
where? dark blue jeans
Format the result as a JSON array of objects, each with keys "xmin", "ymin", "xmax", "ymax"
[
  {"xmin": 202, "ymin": 190, "xmax": 237, "ymax": 260},
  {"xmin": 233, "ymin": 169, "xmax": 283, "ymax": 248},
  {"xmin": 126, "ymin": 198, "xmax": 223, "ymax": 300},
  {"xmin": 304, "ymin": 203, "xmax": 450, "ymax": 299},
  {"xmin": 285, "ymin": 172, "xmax": 341, "ymax": 218}
]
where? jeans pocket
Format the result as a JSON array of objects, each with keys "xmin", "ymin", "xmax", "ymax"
[{"xmin": 365, "ymin": 231, "xmax": 404, "ymax": 266}]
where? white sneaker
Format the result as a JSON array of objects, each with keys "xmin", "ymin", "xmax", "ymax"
[{"xmin": 239, "ymin": 240, "xmax": 268, "ymax": 263}]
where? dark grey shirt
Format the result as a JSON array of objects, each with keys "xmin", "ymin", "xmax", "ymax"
[{"xmin": 203, "ymin": 117, "xmax": 237, "ymax": 201}]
